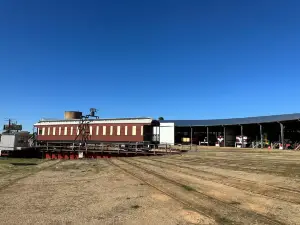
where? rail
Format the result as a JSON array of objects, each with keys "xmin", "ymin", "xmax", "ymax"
[
  {"xmin": 294, "ymin": 143, "xmax": 300, "ymax": 151},
  {"xmin": 271, "ymin": 142, "xmax": 279, "ymax": 149},
  {"xmin": 251, "ymin": 141, "xmax": 263, "ymax": 148},
  {"xmin": 38, "ymin": 141, "xmax": 182, "ymax": 155}
]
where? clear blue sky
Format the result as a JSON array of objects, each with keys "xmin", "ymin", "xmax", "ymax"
[{"xmin": 0, "ymin": 0, "xmax": 300, "ymax": 131}]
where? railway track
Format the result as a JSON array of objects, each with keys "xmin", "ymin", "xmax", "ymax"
[
  {"xmin": 183, "ymin": 156, "xmax": 300, "ymax": 164},
  {"xmin": 134, "ymin": 157, "xmax": 300, "ymax": 205},
  {"xmin": 0, "ymin": 160, "xmax": 63, "ymax": 191},
  {"xmin": 106, "ymin": 159, "xmax": 218, "ymax": 224},
  {"xmin": 175, "ymin": 156, "xmax": 300, "ymax": 165},
  {"xmin": 170, "ymin": 157, "xmax": 299, "ymax": 171},
  {"xmin": 158, "ymin": 157, "xmax": 300, "ymax": 194},
  {"xmin": 192, "ymin": 160, "xmax": 295, "ymax": 174},
  {"xmin": 110, "ymin": 158, "xmax": 285, "ymax": 225}
]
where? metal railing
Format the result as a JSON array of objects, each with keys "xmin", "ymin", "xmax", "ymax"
[
  {"xmin": 251, "ymin": 141, "xmax": 262, "ymax": 148},
  {"xmin": 271, "ymin": 142, "xmax": 280, "ymax": 149}
]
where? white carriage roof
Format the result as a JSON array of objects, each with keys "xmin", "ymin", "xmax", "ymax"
[{"xmin": 34, "ymin": 117, "xmax": 154, "ymax": 126}]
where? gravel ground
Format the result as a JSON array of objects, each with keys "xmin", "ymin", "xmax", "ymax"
[
  {"xmin": 0, "ymin": 148, "xmax": 299, "ymax": 225},
  {"xmin": 0, "ymin": 159, "xmax": 209, "ymax": 225}
]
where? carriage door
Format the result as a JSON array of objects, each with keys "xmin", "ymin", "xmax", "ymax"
[{"xmin": 152, "ymin": 126, "xmax": 160, "ymax": 143}]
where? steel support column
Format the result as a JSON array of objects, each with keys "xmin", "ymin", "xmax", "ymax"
[
  {"xmin": 280, "ymin": 123, "xmax": 285, "ymax": 150},
  {"xmin": 207, "ymin": 127, "xmax": 209, "ymax": 146},
  {"xmin": 241, "ymin": 125, "xmax": 244, "ymax": 148},
  {"xmin": 159, "ymin": 125, "xmax": 161, "ymax": 144},
  {"xmin": 260, "ymin": 124, "xmax": 263, "ymax": 148},
  {"xmin": 190, "ymin": 126, "xmax": 193, "ymax": 150},
  {"xmin": 223, "ymin": 126, "xmax": 226, "ymax": 147}
]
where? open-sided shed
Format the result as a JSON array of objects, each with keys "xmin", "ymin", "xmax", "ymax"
[{"xmin": 159, "ymin": 113, "xmax": 300, "ymax": 149}]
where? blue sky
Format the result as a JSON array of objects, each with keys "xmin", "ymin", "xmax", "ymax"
[{"xmin": 0, "ymin": 0, "xmax": 300, "ymax": 131}]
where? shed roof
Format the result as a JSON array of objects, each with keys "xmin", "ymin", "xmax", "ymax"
[{"xmin": 160, "ymin": 113, "xmax": 300, "ymax": 127}]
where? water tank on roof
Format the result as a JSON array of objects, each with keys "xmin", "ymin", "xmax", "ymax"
[{"xmin": 64, "ymin": 111, "xmax": 82, "ymax": 120}]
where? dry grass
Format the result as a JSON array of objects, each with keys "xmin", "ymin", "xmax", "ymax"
[
  {"xmin": 0, "ymin": 148, "xmax": 300, "ymax": 225},
  {"xmin": 181, "ymin": 184, "xmax": 196, "ymax": 191}
]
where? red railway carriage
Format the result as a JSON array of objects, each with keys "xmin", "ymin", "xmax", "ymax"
[{"xmin": 33, "ymin": 117, "xmax": 160, "ymax": 145}]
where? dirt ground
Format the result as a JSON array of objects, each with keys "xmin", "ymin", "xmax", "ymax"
[{"xmin": 0, "ymin": 148, "xmax": 300, "ymax": 225}]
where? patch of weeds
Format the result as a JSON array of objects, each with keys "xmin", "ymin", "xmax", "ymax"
[
  {"xmin": 93, "ymin": 216, "xmax": 104, "ymax": 220},
  {"xmin": 229, "ymin": 201, "xmax": 240, "ymax": 205},
  {"xmin": 0, "ymin": 158, "xmax": 42, "ymax": 165},
  {"xmin": 131, "ymin": 205, "xmax": 140, "ymax": 209},
  {"xmin": 95, "ymin": 167, "xmax": 102, "ymax": 173},
  {"xmin": 182, "ymin": 207, "xmax": 192, "ymax": 211},
  {"xmin": 216, "ymin": 217, "xmax": 233, "ymax": 224},
  {"xmin": 10, "ymin": 163, "xmax": 37, "ymax": 166},
  {"xmin": 181, "ymin": 184, "xmax": 195, "ymax": 191}
]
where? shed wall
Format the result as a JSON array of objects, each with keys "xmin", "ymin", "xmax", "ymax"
[{"xmin": 159, "ymin": 122, "xmax": 175, "ymax": 145}]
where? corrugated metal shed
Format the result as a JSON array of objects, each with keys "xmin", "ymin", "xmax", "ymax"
[{"xmin": 160, "ymin": 113, "xmax": 300, "ymax": 127}]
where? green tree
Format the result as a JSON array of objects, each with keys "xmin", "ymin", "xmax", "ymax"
[{"xmin": 158, "ymin": 117, "xmax": 164, "ymax": 120}]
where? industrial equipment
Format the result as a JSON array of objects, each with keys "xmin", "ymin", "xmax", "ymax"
[
  {"xmin": 0, "ymin": 119, "xmax": 31, "ymax": 155},
  {"xmin": 215, "ymin": 136, "xmax": 224, "ymax": 147},
  {"xmin": 235, "ymin": 136, "xmax": 250, "ymax": 148}
]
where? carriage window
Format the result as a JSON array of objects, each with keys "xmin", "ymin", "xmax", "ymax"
[
  {"xmin": 103, "ymin": 126, "xmax": 106, "ymax": 135},
  {"xmin": 96, "ymin": 126, "xmax": 99, "ymax": 135},
  {"xmin": 132, "ymin": 126, "xmax": 136, "ymax": 136},
  {"xmin": 39, "ymin": 128, "xmax": 43, "ymax": 135},
  {"xmin": 42, "ymin": 127, "xmax": 45, "ymax": 135},
  {"xmin": 53, "ymin": 127, "xmax": 56, "ymax": 135},
  {"xmin": 141, "ymin": 126, "xmax": 143, "ymax": 136},
  {"xmin": 117, "ymin": 126, "xmax": 120, "ymax": 135},
  {"xmin": 110, "ymin": 126, "xmax": 113, "ymax": 135},
  {"xmin": 90, "ymin": 126, "xmax": 93, "ymax": 135},
  {"xmin": 59, "ymin": 127, "xmax": 62, "ymax": 135},
  {"xmin": 64, "ymin": 127, "xmax": 67, "ymax": 135},
  {"xmin": 125, "ymin": 126, "xmax": 128, "ymax": 135},
  {"xmin": 70, "ymin": 127, "xmax": 73, "ymax": 135}
]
